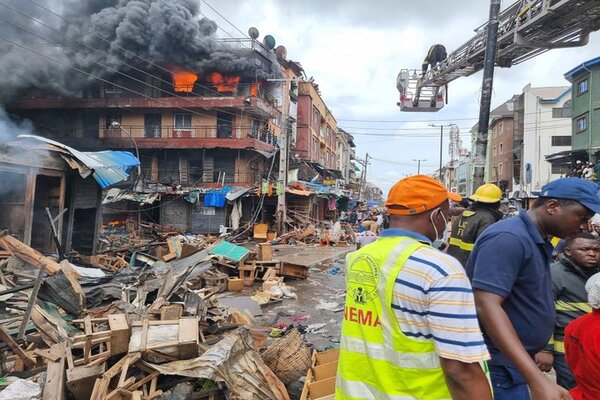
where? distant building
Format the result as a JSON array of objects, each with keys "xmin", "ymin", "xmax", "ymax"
[
  {"xmin": 490, "ymin": 97, "xmax": 517, "ymax": 194},
  {"xmin": 564, "ymin": 57, "xmax": 600, "ymax": 159},
  {"xmin": 513, "ymin": 84, "xmax": 571, "ymax": 194}
]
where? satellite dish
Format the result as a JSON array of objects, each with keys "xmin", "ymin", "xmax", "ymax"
[
  {"xmin": 248, "ymin": 27, "xmax": 259, "ymax": 39},
  {"xmin": 275, "ymin": 45, "xmax": 287, "ymax": 60},
  {"xmin": 263, "ymin": 35, "xmax": 276, "ymax": 50}
]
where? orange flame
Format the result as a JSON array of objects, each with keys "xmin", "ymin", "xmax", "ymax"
[
  {"xmin": 207, "ymin": 72, "xmax": 240, "ymax": 92},
  {"xmin": 172, "ymin": 70, "xmax": 198, "ymax": 92}
]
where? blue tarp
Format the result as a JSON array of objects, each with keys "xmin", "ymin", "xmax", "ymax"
[{"xmin": 203, "ymin": 186, "xmax": 232, "ymax": 208}]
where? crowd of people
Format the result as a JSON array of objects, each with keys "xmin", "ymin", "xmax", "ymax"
[{"xmin": 336, "ymin": 175, "xmax": 600, "ymax": 400}]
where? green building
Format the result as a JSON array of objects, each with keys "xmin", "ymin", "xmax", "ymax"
[{"xmin": 564, "ymin": 57, "xmax": 600, "ymax": 158}]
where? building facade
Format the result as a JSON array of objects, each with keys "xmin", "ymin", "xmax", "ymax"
[
  {"xmin": 564, "ymin": 57, "xmax": 600, "ymax": 160},
  {"xmin": 489, "ymin": 98, "xmax": 516, "ymax": 194},
  {"xmin": 514, "ymin": 84, "xmax": 572, "ymax": 194},
  {"xmin": 295, "ymin": 81, "xmax": 338, "ymax": 170}
]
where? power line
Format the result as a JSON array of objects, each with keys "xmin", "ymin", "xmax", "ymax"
[
  {"xmin": 26, "ymin": 0, "xmax": 238, "ymax": 100},
  {"xmin": 200, "ymin": 0, "xmax": 249, "ymax": 39}
]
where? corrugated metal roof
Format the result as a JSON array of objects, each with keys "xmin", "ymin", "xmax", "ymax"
[{"xmin": 18, "ymin": 135, "xmax": 140, "ymax": 189}]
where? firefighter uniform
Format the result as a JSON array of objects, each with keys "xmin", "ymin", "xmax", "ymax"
[
  {"xmin": 547, "ymin": 254, "xmax": 599, "ymax": 388},
  {"xmin": 447, "ymin": 184, "xmax": 503, "ymax": 266}
]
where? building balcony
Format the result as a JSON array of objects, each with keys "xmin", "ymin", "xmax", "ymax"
[
  {"xmin": 10, "ymin": 85, "xmax": 280, "ymax": 119},
  {"xmin": 102, "ymin": 125, "xmax": 278, "ymax": 152}
]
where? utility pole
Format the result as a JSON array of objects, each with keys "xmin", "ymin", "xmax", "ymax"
[
  {"xmin": 473, "ymin": 0, "xmax": 501, "ymax": 190},
  {"xmin": 429, "ymin": 123, "xmax": 455, "ymax": 184},
  {"xmin": 357, "ymin": 153, "xmax": 369, "ymax": 202},
  {"xmin": 413, "ymin": 159, "xmax": 427, "ymax": 174},
  {"xmin": 276, "ymin": 118, "xmax": 289, "ymax": 234}
]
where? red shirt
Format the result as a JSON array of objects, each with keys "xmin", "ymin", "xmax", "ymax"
[{"xmin": 565, "ymin": 309, "xmax": 600, "ymax": 400}]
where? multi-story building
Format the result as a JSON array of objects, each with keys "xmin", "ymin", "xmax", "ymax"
[
  {"xmin": 5, "ymin": 38, "xmax": 292, "ymax": 233},
  {"xmin": 336, "ymin": 128, "xmax": 356, "ymax": 185},
  {"xmin": 513, "ymin": 84, "xmax": 572, "ymax": 194},
  {"xmin": 564, "ymin": 57, "xmax": 600, "ymax": 160},
  {"xmin": 295, "ymin": 81, "xmax": 338, "ymax": 170},
  {"xmin": 489, "ymin": 97, "xmax": 516, "ymax": 194}
]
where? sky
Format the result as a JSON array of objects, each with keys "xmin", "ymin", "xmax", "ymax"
[{"xmin": 200, "ymin": 0, "xmax": 600, "ymax": 196}]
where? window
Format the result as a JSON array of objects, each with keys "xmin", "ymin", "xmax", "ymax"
[
  {"xmin": 105, "ymin": 113, "xmax": 121, "ymax": 129},
  {"xmin": 499, "ymin": 143, "xmax": 503, "ymax": 154},
  {"xmin": 499, "ymin": 163, "xmax": 503, "ymax": 175},
  {"xmin": 551, "ymin": 136, "xmax": 572, "ymax": 146},
  {"xmin": 576, "ymin": 116, "xmax": 588, "ymax": 133},
  {"xmin": 493, "ymin": 146, "xmax": 497, "ymax": 155},
  {"xmin": 174, "ymin": 113, "xmax": 192, "ymax": 138},
  {"xmin": 577, "ymin": 79, "xmax": 588, "ymax": 96}
]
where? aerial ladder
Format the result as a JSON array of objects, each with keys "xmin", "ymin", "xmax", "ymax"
[{"xmin": 397, "ymin": 0, "xmax": 600, "ymax": 112}]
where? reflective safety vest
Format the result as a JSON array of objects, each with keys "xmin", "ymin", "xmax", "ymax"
[{"xmin": 335, "ymin": 236, "xmax": 452, "ymax": 400}]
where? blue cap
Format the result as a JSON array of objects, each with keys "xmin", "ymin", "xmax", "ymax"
[{"xmin": 540, "ymin": 178, "xmax": 600, "ymax": 214}]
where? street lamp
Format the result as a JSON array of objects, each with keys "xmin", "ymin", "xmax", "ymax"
[
  {"xmin": 111, "ymin": 121, "xmax": 141, "ymax": 176},
  {"xmin": 412, "ymin": 159, "xmax": 427, "ymax": 174}
]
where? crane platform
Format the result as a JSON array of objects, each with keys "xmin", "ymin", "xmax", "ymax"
[{"xmin": 397, "ymin": 0, "xmax": 600, "ymax": 112}]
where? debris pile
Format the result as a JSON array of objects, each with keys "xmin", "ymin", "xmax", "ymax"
[{"xmin": 0, "ymin": 226, "xmax": 354, "ymax": 400}]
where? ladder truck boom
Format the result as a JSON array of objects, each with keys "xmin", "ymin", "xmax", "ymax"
[{"xmin": 397, "ymin": 0, "xmax": 600, "ymax": 112}]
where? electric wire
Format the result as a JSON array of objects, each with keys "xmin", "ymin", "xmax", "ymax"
[
  {"xmin": 0, "ymin": 11, "xmax": 267, "ymax": 127},
  {"xmin": 26, "ymin": 0, "xmax": 246, "ymax": 101},
  {"xmin": 200, "ymin": 0, "xmax": 250, "ymax": 39}
]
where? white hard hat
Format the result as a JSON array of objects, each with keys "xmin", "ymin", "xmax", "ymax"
[{"xmin": 586, "ymin": 273, "xmax": 600, "ymax": 309}]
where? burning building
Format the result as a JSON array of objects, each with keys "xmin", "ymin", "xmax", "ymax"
[{"xmin": 1, "ymin": 0, "xmax": 346, "ymax": 234}]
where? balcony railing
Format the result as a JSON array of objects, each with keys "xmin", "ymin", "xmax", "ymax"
[{"xmin": 103, "ymin": 125, "xmax": 278, "ymax": 146}]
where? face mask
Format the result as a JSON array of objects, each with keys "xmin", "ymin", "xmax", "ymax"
[{"xmin": 430, "ymin": 208, "xmax": 449, "ymax": 249}]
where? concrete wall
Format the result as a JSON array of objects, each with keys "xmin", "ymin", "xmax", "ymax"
[{"xmin": 519, "ymin": 85, "xmax": 571, "ymax": 192}]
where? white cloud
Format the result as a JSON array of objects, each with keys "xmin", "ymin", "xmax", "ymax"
[{"xmin": 204, "ymin": 1, "xmax": 600, "ymax": 194}]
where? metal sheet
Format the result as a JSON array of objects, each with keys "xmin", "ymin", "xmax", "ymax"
[{"xmin": 190, "ymin": 205, "xmax": 226, "ymax": 234}]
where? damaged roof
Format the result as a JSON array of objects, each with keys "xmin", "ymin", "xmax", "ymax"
[{"xmin": 17, "ymin": 135, "xmax": 140, "ymax": 189}]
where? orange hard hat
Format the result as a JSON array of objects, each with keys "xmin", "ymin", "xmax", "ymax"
[{"xmin": 385, "ymin": 175, "xmax": 462, "ymax": 215}]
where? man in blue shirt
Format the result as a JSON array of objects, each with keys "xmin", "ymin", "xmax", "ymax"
[{"xmin": 467, "ymin": 178, "xmax": 600, "ymax": 400}]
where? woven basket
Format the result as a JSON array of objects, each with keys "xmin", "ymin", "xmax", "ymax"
[{"xmin": 261, "ymin": 328, "xmax": 311, "ymax": 385}]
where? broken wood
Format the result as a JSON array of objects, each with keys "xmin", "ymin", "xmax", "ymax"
[
  {"xmin": 0, "ymin": 325, "xmax": 36, "ymax": 368},
  {"xmin": 17, "ymin": 267, "xmax": 45, "ymax": 340},
  {"xmin": 43, "ymin": 342, "xmax": 67, "ymax": 400},
  {"xmin": 0, "ymin": 232, "xmax": 61, "ymax": 274}
]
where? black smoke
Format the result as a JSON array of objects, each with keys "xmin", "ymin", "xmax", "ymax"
[{"xmin": 0, "ymin": 0, "xmax": 283, "ymax": 103}]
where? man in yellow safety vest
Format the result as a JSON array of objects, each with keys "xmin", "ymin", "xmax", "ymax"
[{"xmin": 336, "ymin": 175, "xmax": 493, "ymax": 400}]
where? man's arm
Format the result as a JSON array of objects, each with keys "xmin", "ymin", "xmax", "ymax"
[
  {"xmin": 440, "ymin": 358, "xmax": 492, "ymax": 400},
  {"xmin": 474, "ymin": 290, "xmax": 572, "ymax": 400}
]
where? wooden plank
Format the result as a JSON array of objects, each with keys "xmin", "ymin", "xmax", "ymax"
[
  {"xmin": 0, "ymin": 234, "xmax": 61, "ymax": 274},
  {"xmin": 0, "ymin": 325, "xmax": 35, "ymax": 368},
  {"xmin": 17, "ymin": 268, "xmax": 45, "ymax": 340},
  {"xmin": 178, "ymin": 317, "xmax": 199, "ymax": 358},
  {"xmin": 312, "ymin": 360, "xmax": 338, "ymax": 381},
  {"xmin": 108, "ymin": 314, "xmax": 130, "ymax": 355},
  {"xmin": 160, "ymin": 304, "xmax": 183, "ymax": 320},
  {"xmin": 127, "ymin": 371, "xmax": 160, "ymax": 391},
  {"xmin": 43, "ymin": 342, "xmax": 66, "ymax": 400},
  {"xmin": 307, "ymin": 376, "xmax": 336, "ymax": 400}
]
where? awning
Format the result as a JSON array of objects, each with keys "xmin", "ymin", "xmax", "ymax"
[
  {"xmin": 18, "ymin": 135, "xmax": 140, "ymax": 189},
  {"xmin": 544, "ymin": 149, "xmax": 588, "ymax": 165},
  {"xmin": 287, "ymin": 188, "xmax": 312, "ymax": 196}
]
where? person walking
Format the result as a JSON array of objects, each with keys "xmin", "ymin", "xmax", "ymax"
[
  {"xmin": 535, "ymin": 232, "xmax": 600, "ymax": 389},
  {"xmin": 447, "ymin": 183, "xmax": 503, "ymax": 266},
  {"xmin": 564, "ymin": 273, "xmax": 600, "ymax": 400},
  {"xmin": 466, "ymin": 177, "xmax": 600, "ymax": 400},
  {"xmin": 336, "ymin": 175, "xmax": 492, "ymax": 400}
]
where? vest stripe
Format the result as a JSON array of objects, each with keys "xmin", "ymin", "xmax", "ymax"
[
  {"xmin": 341, "ymin": 335, "xmax": 441, "ymax": 369},
  {"xmin": 555, "ymin": 300, "xmax": 592, "ymax": 313},
  {"xmin": 336, "ymin": 377, "xmax": 448, "ymax": 400},
  {"xmin": 449, "ymin": 237, "xmax": 475, "ymax": 251}
]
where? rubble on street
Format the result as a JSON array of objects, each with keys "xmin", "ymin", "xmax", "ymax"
[{"xmin": 0, "ymin": 220, "xmax": 354, "ymax": 400}]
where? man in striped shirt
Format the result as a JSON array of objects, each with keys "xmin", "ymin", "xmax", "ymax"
[{"xmin": 336, "ymin": 175, "xmax": 491, "ymax": 399}]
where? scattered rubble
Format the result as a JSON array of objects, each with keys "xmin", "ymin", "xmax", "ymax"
[{"xmin": 0, "ymin": 222, "xmax": 353, "ymax": 399}]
